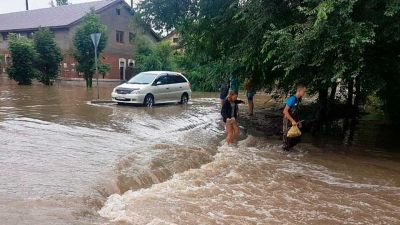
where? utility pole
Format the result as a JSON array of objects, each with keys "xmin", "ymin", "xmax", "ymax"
[
  {"xmin": 25, "ymin": 0, "xmax": 29, "ymax": 10},
  {"xmin": 131, "ymin": 0, "xmax": 133, "ymax": 8}
]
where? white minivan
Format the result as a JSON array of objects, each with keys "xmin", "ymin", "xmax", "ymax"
[{"xmin": 111, "ymin": 71, "xmax": 192, "ymax": 106}]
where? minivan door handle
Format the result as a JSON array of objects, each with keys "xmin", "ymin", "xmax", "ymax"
[
  {"xmin": 179, "ymin": 86, "xmax": 182, "ymax": 88},
  {"xmin": 166, "ymin": 88, "xmax": 170, "ymax": 90}
]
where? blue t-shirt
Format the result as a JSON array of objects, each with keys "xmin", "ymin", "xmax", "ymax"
[
  {"xmin": 230, "ymin": 75, "xmax": 239, "ymax": 93},
  {"xmin": 286, "ymin": 96, "xmax": 297, "ymax": 108}
]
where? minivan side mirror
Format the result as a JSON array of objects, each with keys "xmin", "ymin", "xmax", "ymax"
[{"xmin": 156, "ymin": 81, "xmax": 162, "ymax": 86}]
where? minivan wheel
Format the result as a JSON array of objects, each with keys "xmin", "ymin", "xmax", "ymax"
[
  {"xmin": 144, "ymin": 94, "xmax": 154, "ymax": 107},
  {"xmin": 180, "ymin": 93, "xmax": 189, "ymax": 104}
]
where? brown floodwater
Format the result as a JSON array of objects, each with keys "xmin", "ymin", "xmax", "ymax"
[{"xmin": 0, "ymin": 75, "xmax": 399, "ymax": 225}]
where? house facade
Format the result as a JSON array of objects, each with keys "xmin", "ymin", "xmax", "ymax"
[
  {"xmin": 0, "ymin": 0, "xmax": 159, "ymax": 80},
  {"xmin": 164, "ymin": 31, "xmax": 180, "ymax": 49}
]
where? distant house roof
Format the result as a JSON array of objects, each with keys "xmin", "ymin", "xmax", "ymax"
[{"xmin": 0, "ymin": 0, "xmax": 122, "ymax": 32}]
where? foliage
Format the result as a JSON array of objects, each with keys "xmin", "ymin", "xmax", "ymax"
[
  {"xmin": 73, "ymin": 10, "xmax": 108, "ymax": 88},
  {"xmin": 50, "ymin": 0, "xmax": 68, "ymax": 7},
  {"xmin": 98, "ymin": 63, "xmax": 111, "ymax": 78},
  {"xmin": 134, "ymin": 35, "xmax": 177, "ymax": 72},
  {"xmin": 56, "ymin": 0, "xmax": 69, "ymax": 5},
  {"xmin": 136, "ymin": 0, "xmax": 197, "ymax": 32},
  {"xmin": 33, "ymin": 27, "xmax": 63, "ymax": 85},
  {"xmin": 6, "ymin": 34, "xmax": 38, "ymax": 85},
  {"xmin": 137, "ymin": 0, "xmax": 400, "ymax": 120}
]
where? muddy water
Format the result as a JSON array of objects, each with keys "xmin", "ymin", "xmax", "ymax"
[{"xmin": 1, "ymin": 76, "xmax": 399, "ymax": 225}]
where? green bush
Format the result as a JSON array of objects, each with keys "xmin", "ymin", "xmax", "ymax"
[
  {"xmin": 7, "ymin": 34, "xmax": 38, "ymax": 85},
  {"xmin": 73, "ymin": 10, "xmax": 108, "ymax": 88},
  {"xmin": 134, "ymin": 36, "xmax": 177, "ymax": 73},
  {"xmin": 34, "ymin": 27, "xmax": 63, "ymax": 85}
]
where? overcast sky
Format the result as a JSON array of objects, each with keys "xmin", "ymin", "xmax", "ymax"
[{"xmin": 0, "ymin": 0, "xmax": 135, "ymax": 14}]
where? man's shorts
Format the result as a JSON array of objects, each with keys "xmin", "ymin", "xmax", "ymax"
[{"xmin": 246, "ymin": 92, "xmax": 255, "ymax": 101}]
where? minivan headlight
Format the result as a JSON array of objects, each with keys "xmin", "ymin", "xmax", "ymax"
[{"xmin": 130, "ymin": 89, "xmax": 140, "ymax": 94}]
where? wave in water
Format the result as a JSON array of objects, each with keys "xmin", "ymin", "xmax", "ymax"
[{"xmin": 99, "ymin": 136, "xmax": 400, "ymax": 225}]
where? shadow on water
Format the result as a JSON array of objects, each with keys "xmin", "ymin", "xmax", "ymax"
[{"xmin": 304, "ymin": 116, "xmax": 398, "ymax": 154}]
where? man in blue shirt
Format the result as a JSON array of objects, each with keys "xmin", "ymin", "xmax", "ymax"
[
  {"xmin": 282, "ymin": 84, "xmax": 307, "ymax": 150},
  {"xmin": 230, "ymin": 74, "xmax": 239, "ymax": 93}
]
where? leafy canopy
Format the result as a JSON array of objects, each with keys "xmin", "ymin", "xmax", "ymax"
[
  {"xmin": 7, "ymin": 34, "xmax": 38, "ymax": 85},
  {"xmin": 134, "ymin": 35, "xmax": 177, "ymax": 72},
  {"xmin": 137, "ymin": 0, "xmax": 400, "ymax": 119},
  {"xmin": 73, "ymin": 9, "xmax": 108, "ymax": 88},
  {"xmin": 34, "ymin": 27, "xmax": 63, "ymax": 85}
]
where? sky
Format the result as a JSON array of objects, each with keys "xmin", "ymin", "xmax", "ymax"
[{"xmin": 0, "ymin": 0, "xmax": 135, "ymax": 14}]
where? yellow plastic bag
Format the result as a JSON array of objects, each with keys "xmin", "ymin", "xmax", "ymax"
[{"xmin": 287, "ymin": 125, "xmax": 302, "ymax": 138}]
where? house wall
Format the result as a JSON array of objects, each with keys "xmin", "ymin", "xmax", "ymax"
[
  {"xmin": 62, "ymin": 2, "xmax": 158, "ymax": 80},
  {"xmin": 164, "ymin": 32, "xmax": 180, "ymax": 48},
  {"xmin": 54, "ymin": 28, "xmax": 71, "ymax": 50},
  {"xmin": 0, "ymin": 2, "xmax": 159, "ymax": 80}
]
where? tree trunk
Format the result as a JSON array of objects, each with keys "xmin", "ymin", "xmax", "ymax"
[
  {"xmin": 329, "ymin": 82, "xmax": 337, "ymax": 103},
  {"xmin": 318, "ymin": 88, "xmax": 328, "ymax": 120},
  {"xmin": 88, "ymin": 78, "xmax": 92, "ymax": 88},
  {"xmin": 85, "ymin": 76, "xmax": 92, "ymax": 88},
  {"xmin": 354, "ymin": 76, "xmax": 361, "ymax": 115},
  {"xmin": 346, "ymin": 79, "xmax": 354, "ymax": 117},
  {"xmin": 313, "ymin": 88, "xmax": 328, "ymax": 133}
]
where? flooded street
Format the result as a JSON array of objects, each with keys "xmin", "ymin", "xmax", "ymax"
[{"xmin": 1, "ymin": 76, "xmax": 399, "ymax": 225}]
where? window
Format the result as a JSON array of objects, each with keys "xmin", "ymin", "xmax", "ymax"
[
  {"xmin": 116, "ymin": 31, "xmax": 124, "ymax": 43},
  {"xmin": 5, "ymin": 54, "xmax": 11, "ymax": 64},
  {"xmin": 2, "ymin": 33, "xmax": 9, "ymax": 41},
  {"xmin": 27, "ymin": 32, "xmax": 34, "ymax": 39},
  {"xmin": 127, "ymin": 72, "xmax": 158, "ymax": 84},
  {"xmin": 116, "ymin": 8, "xmax": 121, "ymax": 15},
  {"xmin": 128, "ymin": 59, "xmax": 135, "ymax": 67},
  {"xmin": 155, "ymin": 75, "xmax": 169, "ymax": 85},
  {"xmin": 176, "ymin": 75, "xmax": 187, "ymax": 83},
  {"xmin": 129, "ymin": 32, "xmax": 136, "ymax": 43},
  {"xmin": 170, "ymin": 75, "xmax": 187, "ymax": 84}
]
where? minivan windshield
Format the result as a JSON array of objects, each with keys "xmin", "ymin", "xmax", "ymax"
[{"xmin": 127, "ymin": 72, "xmax": 158, "ymax": 84}]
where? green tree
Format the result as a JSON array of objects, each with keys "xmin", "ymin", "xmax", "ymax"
[
  {"xmin": 56, "ymin": 0, "xmax": 68, "ymax": 6},
  {"xmin": 134, "ymin": 35, "xmax": 176, "ymax": 72},
  {"xmin": 50, "ymin": 0, "xmax": 68, "ymax": 7},
  {"xmin": 73, "ymin": 10, "xmax": 108, "ymax": 88},
  {"xmin": 137, "ymin": 0, "xmax": 400, "ymax": 120},
  {"xmin": 33, "ymin": 27, "xmax": 63, "ymax": 85},
  {"xmin": 7, "ymin": 34, "xmax": 38, "ymax": 85},
  {"xmin": 136, "ymin": 0, "xmax": 196, "ymax": 32}
]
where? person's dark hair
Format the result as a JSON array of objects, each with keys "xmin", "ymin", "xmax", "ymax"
[
  {"xmin": 229, "ymin": 90, "xmax": 238, "ymax": 95},
  {"xmin": 297, "ymin": 84, "xmax": 306, "ymax": 90}
]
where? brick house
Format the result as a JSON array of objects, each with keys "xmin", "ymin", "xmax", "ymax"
[{"xmin": 0, "ymin": 0, "xmax": 160, "ymax": 80}]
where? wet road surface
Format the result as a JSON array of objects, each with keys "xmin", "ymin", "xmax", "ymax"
[{"xmin": 0, "ymin": 76, "xmax": 399, "ymax": 225}]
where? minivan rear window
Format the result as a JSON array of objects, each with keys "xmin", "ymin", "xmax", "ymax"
[{"xmin": 170, "ymin": 75, "xmax": 187, "ymax": 84}]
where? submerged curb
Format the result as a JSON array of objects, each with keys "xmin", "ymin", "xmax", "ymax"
[{"xmin": 91, "ymin": 100, "xmax": 115, "ymax": 104}]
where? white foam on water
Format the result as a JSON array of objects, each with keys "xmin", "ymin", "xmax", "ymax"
[{"xmin": 98, "ymin": 136, "xmax": 400, "ymax": 224}]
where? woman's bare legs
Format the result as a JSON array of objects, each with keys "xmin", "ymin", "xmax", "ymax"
[
  {"xmin": 225, "ymin": 120, "xmax": 234, "ymax": 145},
  {"xmin": 232, "ymin": 121, "xmax": 239, "ymax": 143}
]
